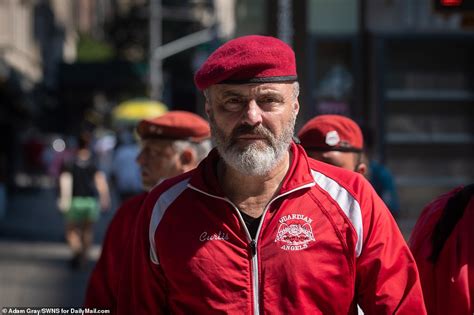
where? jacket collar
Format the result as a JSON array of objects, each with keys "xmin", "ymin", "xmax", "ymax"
[{"xmin": 188, "ymin": 142, "xmax": 315, "ymax": 197}]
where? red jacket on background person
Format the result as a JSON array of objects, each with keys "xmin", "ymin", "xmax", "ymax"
[
  {"xmin": 409, "ymin": 185, "xmax": 474, "ymax": 315},
  {"xmin": 116, "ymin": 143, "xmax": 426, "ymax": 314}
]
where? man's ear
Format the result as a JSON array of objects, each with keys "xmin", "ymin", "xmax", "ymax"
[
  {"xmin": 356, "ymin": 162, "xmax": 368, "ymax": 178},
  {"xmin": 179, "ymin": 148, "xmax": 197, "ymax": 172},
  {"xmin": 293, "ymin": 100, "xmax": 300, "ymax": 115}
]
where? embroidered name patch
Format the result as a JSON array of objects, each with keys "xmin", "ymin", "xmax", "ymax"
[
  {"xmin": 275, "ymin": 214, "xmax": 315, "ymax": 251},
  {"xmin": 199, "ymin": 231, "xmax": 229, "ymax": 242}
]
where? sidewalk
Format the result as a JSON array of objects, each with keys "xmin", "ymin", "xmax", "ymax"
[
  {"xmin": 0, "ymin": 188, "xmax": 113, "ymax": 242},
  {"xmin": 0, "ymin": 188, "xmax": 66, "ymax": 242},
  {"xmin": 0, "ymin": 188, "xmax": 115, "ymax": 307}
]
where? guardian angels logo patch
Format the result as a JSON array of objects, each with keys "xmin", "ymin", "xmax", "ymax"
[{"xmin": 275, "ymin": 214, "xmax": 315, "ymax": 251}]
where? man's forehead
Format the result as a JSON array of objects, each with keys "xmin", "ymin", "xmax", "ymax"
[
  {"xmin": 140, "ymin": 138, "xmax": 174, "ymax": 148},
  {"xmin": 211, "ymin": 82, "xmax": 293, "ymax": 96}
]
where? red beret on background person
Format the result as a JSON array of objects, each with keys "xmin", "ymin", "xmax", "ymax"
[
  {"xmin": 298, "ymin": 114, "xmax": 367, "ymax": 175},
  {"xmin": 84, "ymin": 110, "xmax": 211, "ymax": 312},
  {"xmin": 137, "ymin": 110, "xmax": 211, "ymax": 142}
]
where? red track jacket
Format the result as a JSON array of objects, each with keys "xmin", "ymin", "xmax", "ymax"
[
  {"xmin": 84, "ymin": 192, "xmax": 147, "ymax": 312},
  {"xmin": 117, "ymin": 143, "xmax": 426, "ymax": 314},
  {"xmin": 409, "ymin": 186, "xmax": 473, "ymax": 315}
]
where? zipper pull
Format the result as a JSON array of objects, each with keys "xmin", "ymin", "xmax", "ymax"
[{"xmin": 249, "ymin": 240, "xmax": 257, "ymax": 257}]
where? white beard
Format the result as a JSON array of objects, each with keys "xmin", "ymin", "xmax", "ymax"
[
  {"xmin": 222, "ymin": 141, "xmax": 285, "ymax": 176},
  {"xmin": 209, "ymin": 112, "xmax": 296, "ymax": 176}
]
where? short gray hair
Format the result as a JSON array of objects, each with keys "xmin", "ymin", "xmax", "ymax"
[
  {"xmin": 203, "ymin": 88, "xmax": 211, "ymax": 103},
  {"xmin": 291, "ymin": 81, "xmax": 300, "ymax": 100},
  {"xmin": 172, "ymin": 139, "xmax": 212, "ymax": 163}
]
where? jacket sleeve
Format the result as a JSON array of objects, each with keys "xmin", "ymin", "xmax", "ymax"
[
  {"xmin": 84, "ymin": 194, "xmax": 146, "ymax": 312},
  {"xmin": 116, "ymin": 192, "xmax": 169, "ymax": 315},
  {"xmin": 355, "ymin": 179, "xmax": 426, "ymax": 314},
  {"xmin": 84, "ymin": 229, "xmax": 117, "ymax": 311}
]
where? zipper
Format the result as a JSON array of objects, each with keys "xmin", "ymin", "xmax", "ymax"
[
  {"xmin": 249, "ymin": 239, "xmax": 259, "ymax": 314},
  {"xmin": 188, "ymin": 182, "xmax": 315, "ymax": 314}
]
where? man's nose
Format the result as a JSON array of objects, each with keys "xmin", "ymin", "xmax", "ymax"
[{"xmin": 241, "ymin": 99, "xmax": 263, "ymax": 126}]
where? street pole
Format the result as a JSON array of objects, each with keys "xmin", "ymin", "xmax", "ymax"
[
  {"xmin": 277, "ymin": 0, "xmax": 293, "ymax": 46},
  {"xmin": 149, "ymin": 2, "xmax": 219, "ymax": 101},
  {"xmin": 152, "ymin": 28, "xmax": 216, "ymax": 61},
  {"xmin": 149, "ymin": 0, "xmax": 162, "ymax": 101}
]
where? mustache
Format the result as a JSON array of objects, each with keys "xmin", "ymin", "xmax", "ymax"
[{"xmin": 230, "ymin": 124, "xmax": 274, "ymax": 143}]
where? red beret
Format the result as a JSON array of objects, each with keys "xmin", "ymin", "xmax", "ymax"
[
  {"xmin": 298, "ymin": 115, "xmax": 364, "ymax": 152},
  {"xmin": 137, "ymin": 111, "xmax": 210, "ymax": 142},
  {"xmin": 194, "ymin": 35, "xmax": 297, "ymax": 90}
]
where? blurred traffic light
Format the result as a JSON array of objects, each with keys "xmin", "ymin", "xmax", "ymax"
[{"xmin": 434, "ymin": 0, "xmax": 474, "ymax": 11}]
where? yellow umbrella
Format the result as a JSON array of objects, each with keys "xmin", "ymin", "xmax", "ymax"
[{"xmin": 112, "ymin": 99, "xmax": 168, "ymax": 123}]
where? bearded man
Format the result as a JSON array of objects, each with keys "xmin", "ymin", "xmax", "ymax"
[{"xmin": 116, "ymin": 35, "xmax": 426, "ymax": 315}]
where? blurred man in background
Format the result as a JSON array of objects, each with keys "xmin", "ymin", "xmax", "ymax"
[
  {"xmin": 84, "ymin": 111, "xmax": 211, "ymax": 312},
  {"xmin": 110, "ymin": 127, "xmax": 143, "ymax": 203},
  {"xmin": 361, "ymin": 125, "xmax": 400, "ymax": 219},
  {"xmin": 298, "ymin": 115, "xmax": 400, "ymax": 219},
  {"xmin": 298, "ymin": 114, "xmax": 367, "ymax": 175}
]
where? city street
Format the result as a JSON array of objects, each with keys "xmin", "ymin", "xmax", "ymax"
[{"xmin": 0, "ymin": 187, "xmax": 115, "ymax": 308}]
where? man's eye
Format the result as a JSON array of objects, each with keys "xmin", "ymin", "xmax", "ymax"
[
  {"xmin": 223, "ymin": 99, "xmax": 243, "ymax": 111},
  {"xmin": 259, "ymin": 97, "xmax": 279, "ymax": 104},
  {"xmin": 226, "ymin": 98, "xmax": 241, "ymax": 103}
]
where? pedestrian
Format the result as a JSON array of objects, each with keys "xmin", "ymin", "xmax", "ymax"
[
  {"xmin": 409, "ymin": 184, "xmax": 474, "ymax": 315},
  {"xmin": 297, "ymin": 114, "xmax": 368, "ymax": 175},
  {"xmin": 298, "ymin": 116, "xmax": 400, "ymax": 219},
  {"xmin": 110, "ymin": 128, "xmax": 143, "ymax": 203},
  {"xmin": 117, "ymin": 35, "xmax": 426, "ymax": 314},
  {"xmin": 57, "ymin": 130, "xmax": 110, "ymax": 269},
  {"xmin": 362, "ymin": 126, "xmax": 400, "ymax": 218},
  {"xmin": 84, "ymin": 111, "xmax": 211, "ymax": 312}
]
